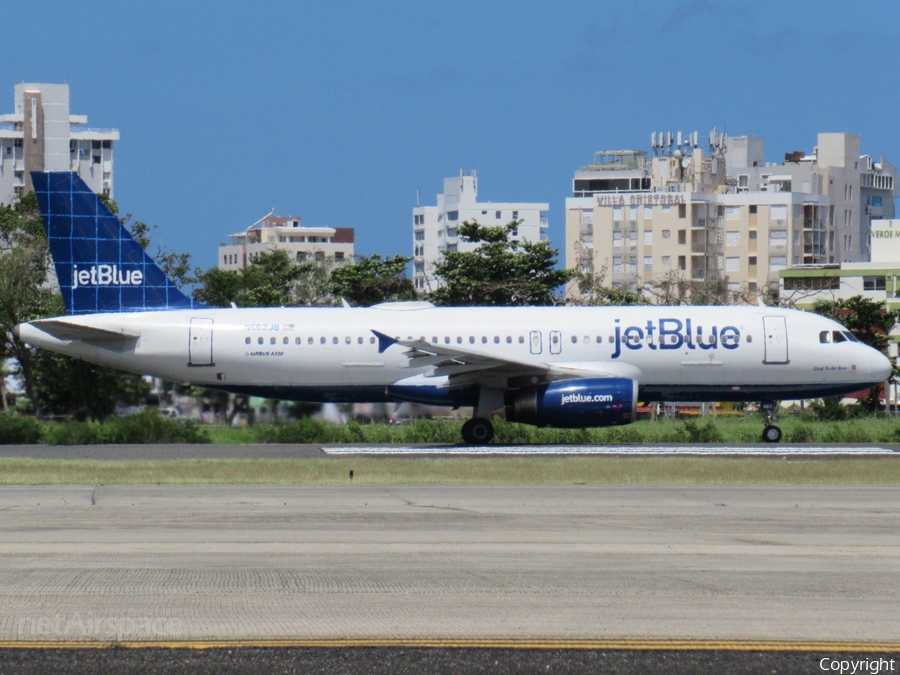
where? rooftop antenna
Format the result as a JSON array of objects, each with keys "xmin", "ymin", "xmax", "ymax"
[
  {"xmin": 246, "ymin": 206, "xmax": 275, "ymax": 232},
  {"xmin": 416, "ymin": 189, "xmax": 420, "ymax": 207}
]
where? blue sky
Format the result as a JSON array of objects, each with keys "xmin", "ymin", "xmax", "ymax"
[{"xmin": 6, "ymin": 1, "xmax": 900, "ymax": 270}]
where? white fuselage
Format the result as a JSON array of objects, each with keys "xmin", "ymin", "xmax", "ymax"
[{"xmin": 17, "ymin": 304, "xmax": 892, "ymax": 405}]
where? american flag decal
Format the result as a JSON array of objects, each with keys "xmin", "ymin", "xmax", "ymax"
[{"xmin": 283, "ymin": 324, "xmax": 295, "ymax": 331}]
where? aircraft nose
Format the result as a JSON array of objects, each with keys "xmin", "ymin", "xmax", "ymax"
[{"xmin": 869, "ymin": 348, "xmax": 893, "ymax": 382}]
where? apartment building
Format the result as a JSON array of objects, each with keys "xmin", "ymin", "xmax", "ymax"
[
  {"xmin": 0, "ymin": 83, "xmax": 118, "ymax": 202},
  {"xmin": 566, "ymin": 131, "xmax": 896, "ymax": 303},
  {"xmin": 412, "ymin": 170, "xmax": 549, "ymax": 291},
  {"xmin": 219, "ymin": 211, "xmax": 354, "ymax": 270},
  {"xmin": 780, "ymin": 218, "xmax": 900, "ymax": 310}
]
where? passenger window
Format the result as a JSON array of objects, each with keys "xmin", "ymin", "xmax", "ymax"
[
  {"xmin": 506, "ymin": 336, "xmax": 512, "ymax": 343},
  {"xmin": 746, "ymin": 335, "xmax": 753, "ymax": 343},
  {"xmin": 571, "ymin": 335, "xmax": 577, "ymax": 344},
  {"xmin": 308, "ymin": 337, "xmax": 313, "ymax": 345},
  {"xmin": 345, "ymin": 336, "xmax": 351, "ymax": 344},
  {"xmin": 358, "ymin": 337, "xmax": 363, "ymax": 344},
  {"xmin": 457, "ymin": 336, "xmax": 463, "ymax": 344},
  {"xmin": 820, "ymin": 331, "xmax": 831, "ymax": 343},
  {"xmin": 332, "ymin": 337, "xmax": 338, "ymax": 344},
  {"xmin": 482, "ymin": 336, "xmax": 488, "ymax": 344},
  {"xmin": 518, "ymin": 336, "xmax": 525, "ymax": 344},
  {"xmin": 283, "ymin": 337, "xmax": 289, "ymax": 345},
  {"xmin": 257, "ymin": 337, "xmax": 264, "ymax": 345},
  {"xmin": 369, "ymin": 337, "xmax": 376, "ymax": 344},
  {"xmin": 245, "ymin": 337, "xmax": 251, "ymax": 344},
  {"xmin": 608, "ymin": 336, "xmax": 614, "ymax": 343},
  {"xmin": 833, "ymin": 331, "xmax": 847, "ymax": 343},
  {"xmin": 432, "ymin": 336, "xmax": 438, "ymax": 343},
  {"xmin": 552, "ymin": 334, "xmax": 559, "ymax": 344},
  {"xmin": 470, "ymin": 336, "xmax": 475, "ymax": 344},
  {"xmin": 494, "ymin": 336, "xmax": 500, "ymax": 344},
  {"xmin": 583, "ymin": 336, "xmax": 589, "ymax": 344},
  {"xmin": 270, "ymin": 337, "xmax": 276, "ymax": 345},
  {"xmin": 295, "ymin": 337, "xmax": 301, "ymax": 345},
  {"xmin": 596, "ymin": 336, "xmax": 602, "ymax": 343},
  {"xmin": 444, "ymin": 336, "xmax": 451, "ymax": 344},
  {"xmin": 320, "ymin": 337, "xmax": 326, "ymax": 345}
]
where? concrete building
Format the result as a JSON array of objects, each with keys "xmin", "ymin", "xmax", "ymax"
[
  {"xmin": 412, "ymin": 170, "xmax": 549, "ymax": 291},
  {"xmin": 566, "ymin": 131, "xmax": 897, "ymax": 303},
  {"xmin": 780, "ymin": 218, "xmax": 900, "ymax": 310},
  {"xmin": 725, "ymin": 133, "xmax": 897, "ymax": 264},
  {"xmin": 219, "ymin": 210, "xmax": 354, "ymax": 270},
  {"xmin": 0, "ymin": 83, "xmax": 118, "ymax": 202}
]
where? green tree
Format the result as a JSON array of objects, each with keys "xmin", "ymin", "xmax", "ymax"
[
  {"xmin": 811, "ymin": 296, "xmax": 899, "ymax": 410},
  {"xmin": 327, "ymin": 254, "xmax": 415, "ymax": 306},
  {"xmin": 570, "ymin": 265, "xmax": 647, "ymax": 306},
  {"xmin": 0, "ymin": 192, "xmax": 57, "ymax": 418},
  {"xmin": 30, "ymin": 348, "xmax": 150, "ymax": 421},
  {"xmin": 429, "ymin": 221, "xmax": 573, "ymax": 306},
  {"xmin": 194, "ymin": 251, "xmax": 340, "ymax": 308}
]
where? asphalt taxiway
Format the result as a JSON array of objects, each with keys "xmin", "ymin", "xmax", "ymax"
[{"xmin": 0, "ymin": 484, "xmax": 897, "ymax": 644}]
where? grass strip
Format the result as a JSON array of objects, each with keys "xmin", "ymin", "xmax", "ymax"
[{"xmin": 1, "ymin": 456, "xmax": 899, "ymax": 485}]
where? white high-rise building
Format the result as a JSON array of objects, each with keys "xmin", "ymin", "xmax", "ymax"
[
  {"xmin": 0, "ymin": 83, "xmax": 118, "ymax": 202},
  {"xmin": 412, "ymin": 170, "xmax": 549, "ymax": 291}
]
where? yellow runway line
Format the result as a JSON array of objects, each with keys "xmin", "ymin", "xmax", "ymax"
[{"xmin": 0, "ymin": 639, "xmax": 898, "ymax": 652}]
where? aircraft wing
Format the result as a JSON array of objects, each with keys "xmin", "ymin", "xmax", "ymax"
[
  {"xmin": 372, "ymin": 330, "xmax": 640, "ymax": 391},
  {"xmin": 27, "ymin": 319, "xmax": 140, "ymax": 344}
]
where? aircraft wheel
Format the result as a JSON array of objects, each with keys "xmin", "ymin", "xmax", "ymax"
[
  {"xmin": 762, "ymin": 425, "xmax": 782, "ymax": 444},
  {"xmin": 462, "ymin": 418, "xmax": 494, "ymax": 445}
]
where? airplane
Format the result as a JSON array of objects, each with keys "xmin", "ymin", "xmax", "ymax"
[{"xmin": 15, "ymin": 172, "xmax": 893, "ymax": 444}]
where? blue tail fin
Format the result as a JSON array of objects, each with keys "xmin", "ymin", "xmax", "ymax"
[{"xmin": 32, "ymin": 171, "xmax": 206, "ymax": 315}]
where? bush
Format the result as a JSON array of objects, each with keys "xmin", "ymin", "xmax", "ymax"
[
  {"xmin": 819, "ymin": 421, "xmax": 872, "ymax": 444},
  {"xmin": 253, "ymin": 418, "xmax": 335, "ymax": 444},
  {"xmin": 676, "ymin": 418, "xmax": 725, "ymax": 443},
  {"xmin": 785, "ymin": 423, "xmax": 815, "ymax": 443},
  {"xmin": 42, "ymin": 411, "xmax": 210, "ymax": 445},
  {"xmin": 0, "ymin": 414, "xmax": 43, "ymax": 444}
]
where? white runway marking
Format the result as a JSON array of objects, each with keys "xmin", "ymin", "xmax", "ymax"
[{"xmin": 323, "ymin": 445, "xmax": 898, "ymax": 455}]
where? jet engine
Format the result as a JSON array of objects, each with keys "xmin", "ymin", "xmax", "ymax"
[{"xmin": 505, "ymin": 377, "xmax": 638, "ymax": 428}]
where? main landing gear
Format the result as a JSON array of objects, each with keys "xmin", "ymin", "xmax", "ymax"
[
  {"xmin": 761, "ymin": 402, "xmax": 782, "ymax": 443},
  {"xmin": 461, "ymin": 418, "xmax": 494, "ymax": 445}
]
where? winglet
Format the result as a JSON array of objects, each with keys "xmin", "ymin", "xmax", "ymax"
[{"xmin": 371, "ymin": 330, "xmax": 398, "ymax": 354}]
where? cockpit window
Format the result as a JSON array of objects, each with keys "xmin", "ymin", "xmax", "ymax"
[
  {"xmin": 832, "ymin": 330, "xmax": 848, "ymax": 343},
  {"xmin": 819, "ymin": 331, "xmax": 831, "ymax": 343},
  {"xmin": 843, "ymin": 331, "xmax": 859, "ymax": 343}
]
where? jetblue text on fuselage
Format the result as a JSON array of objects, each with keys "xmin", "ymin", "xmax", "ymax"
[
  {"xmin": 611, "ymin": 318, "xmax": 740, "ymax": 359},
  {"xmin": 71, "ymin": 265, "xmax": 144, "ymax": 289}
]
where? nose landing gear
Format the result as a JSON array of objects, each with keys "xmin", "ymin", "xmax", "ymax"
[
  {"xmin": 761, "ymin": 402, "xmax": 782, "ymax": 443},
  {"xmin": 461, "ymin": 418, "xmax": 494, "ymax": 445}
]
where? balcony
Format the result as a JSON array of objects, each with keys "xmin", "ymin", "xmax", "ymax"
[{"xmin": 540, "ymin": 218, "xmax": 549, "ymax": 228}]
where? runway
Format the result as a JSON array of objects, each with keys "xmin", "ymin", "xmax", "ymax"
[
  {"xmin": 324, "ymin": 444, "xmax": 899, "ymax": 455},
  {"xmin": 0, "ymin": 442, "xmax": 897, "ymax": 460},
  {"xmin": 0, "ymin": 484, "xmax": 897, "ymax": 643}
]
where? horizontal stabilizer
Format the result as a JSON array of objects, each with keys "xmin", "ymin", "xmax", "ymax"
[{"xmin": 29, "ymin": 319, "xmax": 140, "ymax": 343}]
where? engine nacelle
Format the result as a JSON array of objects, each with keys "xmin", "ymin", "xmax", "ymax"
[{"xmin": 505, "ymin": 377, "xmax": 638, "ymax": 428}]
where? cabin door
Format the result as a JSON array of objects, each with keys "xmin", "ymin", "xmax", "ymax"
[
  {"xmin": 189, "ymin": 318, "xmax": 215, "ymax": 367},
  {"xmin": 762, "ymin": 316, "xmax": 789, "ymax": 364},
  {"xmin": 549, "ymin": 330, "xmax": 562, "ymax": 355}
]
